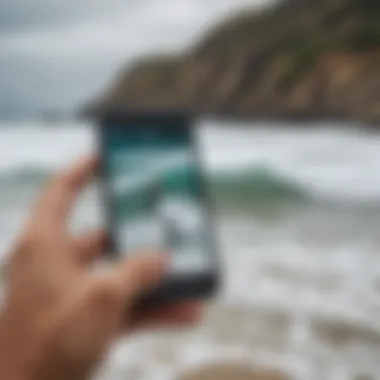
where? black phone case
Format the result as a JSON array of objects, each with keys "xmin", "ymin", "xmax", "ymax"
[{"xmin": 96, "ymin": 110, "xmax": 220, "ymax": 308}]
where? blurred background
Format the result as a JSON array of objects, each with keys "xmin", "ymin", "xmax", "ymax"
[{"xmin": 1, "ymin": 1, "xmax": 380, "ymax": 379}]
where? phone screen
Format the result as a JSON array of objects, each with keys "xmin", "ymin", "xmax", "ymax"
[{"xmin": 102, "ymin": 118, "xmax": 214, "ymax": 275}]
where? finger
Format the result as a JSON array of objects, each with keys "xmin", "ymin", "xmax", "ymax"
[
  {"xmin": 113, "ymin": 253, "xmax": 168, "ymax": 298},
  {"xmin": 73, "ymin": 229, "xmax": 107, "ymax": 264},
  {"xmin": 130, "ymin": 302, "xmax": 203, "ymax": 330},
  {"xmin": 30, "ymin": 156, "xmax": 98, "ymax": 231}
]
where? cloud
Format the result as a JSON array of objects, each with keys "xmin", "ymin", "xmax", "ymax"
[
  {"xmin": 1, "ymin": 0, "xmax": 268, "ymax": 58},
  {"xmin": 0, "ymin": 0, "xmax": 272, "ymax": 118},
  {"xmin": 0, "ymin": 0, "xmax": 134, "ymax": 33}
]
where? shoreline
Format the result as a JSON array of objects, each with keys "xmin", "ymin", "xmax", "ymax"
[{"xmin": 80, "ymin": 108, "xmax": 380, "ymax": 131}]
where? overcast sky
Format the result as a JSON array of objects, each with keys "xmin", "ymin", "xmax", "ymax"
[{"xmin": 0, "ymin": 0, "xmax": 270, "ymax": 120}]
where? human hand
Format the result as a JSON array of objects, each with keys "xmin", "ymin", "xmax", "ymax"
[{"xmin": 0, "ymin": 156, "xmax": 201, "ymax": 380}]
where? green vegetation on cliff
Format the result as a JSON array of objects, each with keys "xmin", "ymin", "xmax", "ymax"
[{"xmin": 86, "ymin": 0, "xmax": 380, "ymax": 125}]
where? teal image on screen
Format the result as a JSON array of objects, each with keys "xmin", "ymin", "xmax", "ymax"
[{"xmin": 105, "ymin": 124, "xmax": 211, "ymax": 274}]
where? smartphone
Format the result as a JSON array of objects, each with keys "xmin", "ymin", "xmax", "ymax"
[{"xmin": 98, "ymin": 111, "xmax": 219, "ymax": 306}]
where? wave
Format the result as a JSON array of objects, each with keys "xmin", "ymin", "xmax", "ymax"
[
  {"xmin": 113, "ymin": 164, "xmax": 307, "ymax": 220},
  {"xmin": 1, "ymin": 123, "xmax": 380, "ymax": 204},
  {"xmin": 0, "ymin": 161, "xmax": 375, "ymax": 205},
  {"xmin": 0, "ymin": 167, "xmax": 52, "ymax": 189},
  {"xmin": 3, "ymin": 161, "xmax": 380, "ymax": 208},
  {"xmin": 209, "ymin": 166, "xmax": 307, "ymax": 202},
  {"xmin": 0, "ymin": 124, "xmax": 93, "ymax": 177}
]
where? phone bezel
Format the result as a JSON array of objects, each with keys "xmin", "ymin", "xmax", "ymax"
[{"xmin": 97, "ymin": 110, "xmax": 220, "ymax": 307}]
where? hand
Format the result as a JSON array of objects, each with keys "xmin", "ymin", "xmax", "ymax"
[{"xmin": 0, "ymin": 156, "xmax": 201, "ymax": 380}]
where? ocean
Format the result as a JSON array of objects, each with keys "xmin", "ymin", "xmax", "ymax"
[{"xmin": 1, "ymin": 120, "xmax": 380, "ymax": 380}]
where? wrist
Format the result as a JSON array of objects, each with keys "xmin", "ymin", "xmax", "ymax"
[
  {"xmin": 0, "ymin": 307, "xmax": 93, "ymax": 380},
  {"xmin": 0, "ymin": 307, "xmax": 46, "ymax": 380}
]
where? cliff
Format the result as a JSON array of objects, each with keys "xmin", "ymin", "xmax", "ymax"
[{"xmin": 85, "ymin": 0, "xmax": 380, "ymax": 125}]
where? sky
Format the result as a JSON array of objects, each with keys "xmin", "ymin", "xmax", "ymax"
[{"xmin": 0, "ymin": 0, "xmax": 271, "ymax": 120}]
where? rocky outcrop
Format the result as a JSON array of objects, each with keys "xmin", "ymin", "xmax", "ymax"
[{"xmin": 85, "ymin": 0, "xmax": 380, "ymax": 126}]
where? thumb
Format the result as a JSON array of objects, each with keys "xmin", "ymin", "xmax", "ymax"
[{"xmin": 115, "ymin": 254, "xmax": 168, "ymax": 299}]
